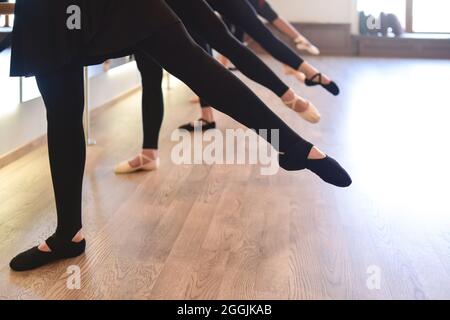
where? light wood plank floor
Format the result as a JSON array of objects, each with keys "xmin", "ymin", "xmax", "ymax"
[{"xmin": 1, "ymin": 56, "xmax": 450, "ymax": 300}]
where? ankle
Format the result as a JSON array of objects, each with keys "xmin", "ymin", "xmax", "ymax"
[
  {"xmin": 38, "ymin": 229, "xmax": 84, "ymax": 253},
  {"xmin": 308, "ymin": 147, "xmax": 326, "ymax": 160},
  {"xmin": 142, "ymin": 149, "xmax": 158, "ymax": 160},
  {"xmin": 72, "ymin": 230, "xmax": 84, "ymax": 243},
  {"xmin": 201, "ymin": 108, "xmax": 215, "ymax": 123},
  {"xmin": 294, "ymin": 36, "xmax": 308, "ymax": 44},
  {"xmin": 281, "ymin": 89, "xmax": 295, "ymax": 102}
]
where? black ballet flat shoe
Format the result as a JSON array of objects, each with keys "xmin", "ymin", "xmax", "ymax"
[
  {"xmin": 305, "ymin": 156, "xmax": 352, "ymax": 188},
  {"xmin": 305, "ymin": 73, "xmax": 340, "ymax": 96},
  {"xmin": 178, "ymin": 118, "xmax": 217, "ymax": 132},
  {"xmin": 10, "ymin": 235, "xmax": 86, "ymax": 272},
  {"xmin": 278, "ymin": 144, "xmax": 352, "ymax": 188}
]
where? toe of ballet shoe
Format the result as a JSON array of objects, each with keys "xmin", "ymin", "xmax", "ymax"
[
  {"xmin": 308, "ymin": 46, "xmax": 321, "ymax": 56},
  {"xmin": 10, "ymin": 247, "xmax": 54, "ymax": 272},
  {"xmin": 114, "ymin": 161, "xmax": 134, "ymax": 174},
  {"xmin": 306, "ymin": 156, "xmax": 352, "ymax": 188},
  {"xmin": 299, "ymin": 102, "xmax": 321, "ymax": 124},
  {"xmin": 328, "ymin": 82, "xmax": 340, "ymax": 96}
]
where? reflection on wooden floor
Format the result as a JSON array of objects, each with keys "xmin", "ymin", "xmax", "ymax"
[{"xmin": 1, "ymin": 56, "xmax": 450, "ymax": 300}]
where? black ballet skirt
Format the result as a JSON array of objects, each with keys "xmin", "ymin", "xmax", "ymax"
[{"xmin": 10, "ymin": 0, "xmax": 180, "ymax": 77}]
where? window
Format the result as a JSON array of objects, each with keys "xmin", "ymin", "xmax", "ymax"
[
  {"xmin": 358, "ymin": 0, "xmax": 450, "ymax": 34},
  {"xmin": 413, "ymin": 0, "xmax": 450, "ymax": 33}
]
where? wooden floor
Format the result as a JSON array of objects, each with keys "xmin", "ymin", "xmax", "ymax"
[{"xmin": 1, "ymin": 56, "xmax": 450, "ymax": 300}]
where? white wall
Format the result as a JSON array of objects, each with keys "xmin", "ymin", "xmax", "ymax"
[
  {"xmin": 269, "ymin": 0, "xmax": 358, "ymax": 32},
  {"xmin": 0, "ymin": 62, "xmax": 141, "ymax": 156}
]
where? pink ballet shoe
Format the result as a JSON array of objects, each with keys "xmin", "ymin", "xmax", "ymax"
[
  {"xmin": 114, "ymin": 154, "xmax": 160, "ymax": 174},
  {"xmin": 283, "ymin": 96, "xmax": 321, "ymax": 124}
]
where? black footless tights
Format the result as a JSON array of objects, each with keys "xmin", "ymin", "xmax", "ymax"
[
  {"xmin": 35, "ymin": 21, "xmax": 313, "ymax": 242},
  {"xmin": 35, "ymin": 63, "xmax": 86, "ymax": 242},
  {"xmin": 207, "ymin": 0, "xmax": 303, "ymax": 70},
  {"xmin": 135, "ymin": 52, "xmax": 164, "ymax": 149},
  {"xmin": 248, "ymin": 0, "xmax": 279, "ymax": 23},
  {"xmin": 224, "ymin": 0, "xmax": 279, "ymax": 43}
]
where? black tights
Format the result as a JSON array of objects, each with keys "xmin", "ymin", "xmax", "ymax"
[
  {"xmin": 224, "ymin": 0, "xmax": 280, "ymax": 43},
  {"xmin": 208, "ymin": 0, "xmax": 303, "ymax": 70},
  {"xmin": 35, "ymin": 22, "xmax": 313, "ymax": 242},
  {"xmin": 36, "ymin": 63, "xmax": 85, "ymax": 242},
  {"xmin": 135, "ymin": 52, "xmax": 164, "ymax": 149}
]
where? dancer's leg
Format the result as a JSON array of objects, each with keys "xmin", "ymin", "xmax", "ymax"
[
  {"xmin": 186, "ymin": 27, "xmax": 218, "ymax": 125},
  {"xmin": 219, "ymin": 18, "xmax": 245, "ymax": 68},
  {"xmin": 249, "ymin": 0, "xmax": 279, "ymax": 24},
  {"xmin": 136, "ymin": 53, "xmax": 164, "ymax": 151},
  {"xmin": 10, "ymin": 63, "xmax": 87, "ymax": 271},
  {"xmin": 208, "ymin": 0, "xmax": 333, "ymax": 89},
  {"xmin": 0, "ymin": 33, "xmax": 11, "ymax": 53},
  {"xmin": 247, "ymin": 0, "xmax": 320, "ymax": 55},
  {"xmin": 114, "ymin": 53, "xmax": 162, "ymax": 174},
  {"xmin": 36, "ymin": 63, "xmax": 85, "ymax": 242}
]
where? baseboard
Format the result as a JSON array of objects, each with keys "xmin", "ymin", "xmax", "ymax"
[
  {"xmin": 0, "ymin": 135, "xmax": 47, "ymax": 170},
  {"xmin": 0, "ymin": 86, "xmax": 141, "ymax": 170},
  {"xmin": 292, "ymin": 23, "xmax": 353, "ymax": 55},
  {"xmin": 248, "ymin": 23, "xmax": 353, "ymax": 56},
  {"xmin": 354, "ymin": 34, "xmax": 450, "ymax": 59}
]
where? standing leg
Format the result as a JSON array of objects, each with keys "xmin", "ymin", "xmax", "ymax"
[
  {"xmin": 137, "ymin": 53, "xmax": 164, "ymax": 151},
  {"xmin": 38, "ymin": 64, "xmax": 85, "ymax": 242},
  {"xmin": 251, "ymin": 0, "xmax": 320, "ymax": 55},
  {"xmin": 10, "ymin": 63, "xmax": 86, "ymax": 271},
  {"xmin": 184, "ymin": 28, "xmax": 218, "ymax": 129},
  {"xmin": 115, "ymin": 53, "xmax": 162, "ymax": 174}
]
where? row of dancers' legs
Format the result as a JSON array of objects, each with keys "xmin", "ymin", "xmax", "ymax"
[
  {"xmin": 182, "ymin": 0, "xmax": 337, "ymax": 130},
  {"xmin": 175, "ymin": 0, "xmax": 320, "ymax": 122},
  {"xmin": 10, "ymin": 21, "xmax": 351, "ymax": 271},
  {"xmin": 208, "ymin": 0, "xmax": 331, "ymax": 87}
]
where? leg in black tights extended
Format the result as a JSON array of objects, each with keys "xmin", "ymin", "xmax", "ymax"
[
  {"xmin": 35, "ymin": 63, "xmax": 85, "ymax": 243},
  {"xmin": 135, "ymin": 52, "xmax": 164, "ymax": 149},
  {"xmin": 208, "ymin": 0, "xmax": 303, "ymax": 70}
]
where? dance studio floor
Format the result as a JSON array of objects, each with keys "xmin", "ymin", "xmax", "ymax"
[{"xmin": 1, "ymin": 56, "xmax": 450, "ymax": 299}]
